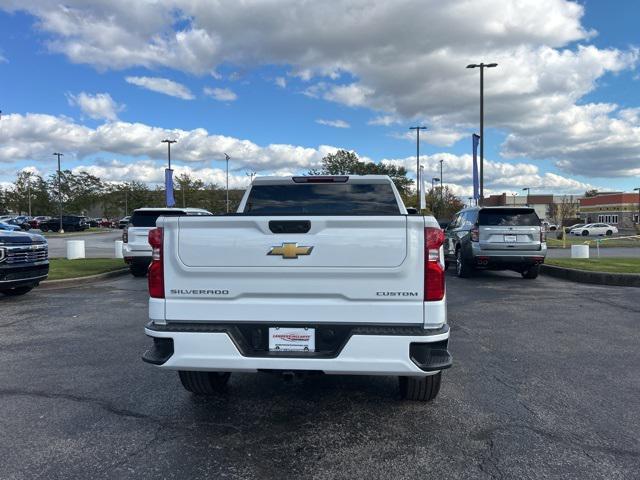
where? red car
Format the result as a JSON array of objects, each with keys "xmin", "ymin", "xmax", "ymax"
[{"xmin": 29, "ymin": 216, "xmax": 50, "ymax": 229}]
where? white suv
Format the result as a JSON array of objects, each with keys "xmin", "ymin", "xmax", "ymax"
[{"xmin": 122, "ymin": 207, "xmax": 211, "ymax": 276}]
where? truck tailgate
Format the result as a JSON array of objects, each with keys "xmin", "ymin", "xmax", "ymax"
[{"xmin": 161, "ymin": 215, "xmax": 426, "ymax": 325}]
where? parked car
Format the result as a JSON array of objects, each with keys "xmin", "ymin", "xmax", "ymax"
[
  {"xmin": 7, "ymin": 217, "xmax": 31, "ymax": 231},
  {"xmin": 38, "ymin": 215, "xmax": 88, "ymax": 232},
  {"xmin": 0, "ymin": 230, "xmax": 49, "ymax": 296},
  {"xmin": 564, "ymin": 223, "xmax": 584, "ymax": 233},
  {"xmin": 541, "ymin": 221, "xmax": 558, "ymax": 231},
  {"xmin": 444, "ymin": 206, "xmax": 546, "ymax": 279},
  {"xmin": 0, "ymin": 222, "xmax": 21, "ymax": 232},
  {"xmin": 123, "ymin": 207, "xmax": 211, "ymax": 276},
  {"xmin": 118, "ymin": 216, "xmax": 131, "ymax": 229},
  {"xmin": 29, "ymin": 216, "xmax": 51, "ymax": 229},
  {"xmin": 86, "ymin": 218, "xmax": 100, "ymax": 228},
  {"xmin": 570, "ymin": 223, "xmax": 618, "ymax": 236}
]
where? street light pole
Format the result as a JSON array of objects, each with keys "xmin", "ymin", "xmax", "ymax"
[
  {"xmin": 634, "ymin": 187, "xmax": 640, "ymax": 225},
  {"xmin": 522, "ymin": 187, "xmax": 531, "ymax": 206},
  {"xmin": 439, "ymin": 158, "xmax": 444, "ymax": 207},
  {"xmin": 161, "ymin": 139, "xmax": 176, "ymax": 207},
  {"xmin": 466, "ymin": 62, "xmax": 498, "ymax": 205},
  {"xmin": 512, "ymin": 192, "xmax": 518, "ymax": 206},
  {"xmin": 409, "ymin": 126, "xmax": 427, "ymax": 209},
  {"xmin": 53, "ymin": 153, "xmax": 64, "ymax": 233},
  {"xmin": 224, "ymin": 153, "xmax": 230, "ymax": 213}
]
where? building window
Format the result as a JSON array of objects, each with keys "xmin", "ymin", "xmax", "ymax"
[
  {"xmin": 634, "ymin": 214, "xmax": 639, "ymax": 224},
  {"xmin": 598, "ymin": 214, "xmax": 618, "ymax": 224}
]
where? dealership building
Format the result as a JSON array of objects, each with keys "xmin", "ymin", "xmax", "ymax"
[{"xmin": 579, "ymin": 193, "xmax": 640, "ymax": 230}]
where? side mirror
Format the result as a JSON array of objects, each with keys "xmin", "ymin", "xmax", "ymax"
[{"xmin": 406, "ymin": 207, "xmax": 418, "ymax": 215}]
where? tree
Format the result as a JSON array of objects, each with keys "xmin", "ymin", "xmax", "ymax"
[
  {"xmin": 175, "ymin": 173, "xmax": 206, "ymax": 208},
  {"xmin": 584, "ymin": 189, "xmax": 599, "ymax": 198},
  {"xmin": 310, "ymin": 150, "xmax": 414, "ymax": 198},
  {"xmin": 425, "ymin": 185, "xmax": 465, "ymax": 220}
]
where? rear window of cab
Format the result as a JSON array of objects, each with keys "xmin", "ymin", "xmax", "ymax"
[{"xmin": 478, "ymin": 208, "xmax": 540, "ymax": 226}]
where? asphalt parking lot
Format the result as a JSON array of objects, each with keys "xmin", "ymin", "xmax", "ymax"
[
  {"xmin": 44, "ymin": 230, "xmax": 123, "ymax": 258},
  {"xmin": 1, "ymin": 272, "xmax": 638, "ymax": 479}
]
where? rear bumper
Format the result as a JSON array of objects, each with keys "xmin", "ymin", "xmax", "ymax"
[
  {"xmin": 142, "ymin": 323, "xmax": 451, "ymax": 376},
  {"xmin": 122, "ymin": 243, "xmax": 151, "ymax": 262},
  {"xmin": 470, "ymin": 243, "xmax": 546, "ymax": 268}
]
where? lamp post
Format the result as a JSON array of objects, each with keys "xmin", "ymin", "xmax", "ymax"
[
  {"xmin": 161, "ymin": 139, "xmax": 176, "ymax": 208},
  {"xmin": 53, "ymin": 152, "xmax": 64, "ymax": 233},
  {"xmin": 466, "ymin": 62, "xmax": 498, "ymax": 205},
  {"xmin": 468, "ymin": 196, "xmax": 473, "ymax": 207},
  {"xmin": 409, "ymin": 126, "xmax": 427, "ymax": 208},
  {"xmin": 224, "ymin": 153, "xmax": 230, "ymax": 213},
  {"xmin": 511, "ymin": 192, "xmax": 518, "ymax": 206},
  {"xmin": 522, "ymin": 187, "xmax": 531, "ymax": 206},
  {"xmin": 25, "ymin": 172, "xmax": 32, "ymax": 217},
  {"xmin": 439, "ymin": 158, "xmax": 444, "ymax": 207},
  {"xmin": 634, "ymin": 187, "xmax": 640, "ymax": 225}
]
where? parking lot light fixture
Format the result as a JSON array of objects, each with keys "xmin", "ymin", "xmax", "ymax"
[
  {"xmin": 634, "ymin": 187, "xmax": 640, "ymax": 224},
  {"xmin": 522, "ymin": 187, "xmax": 531, "ymax": 206},
  {"xmin": 466, "ymin": 62, "xmax": 498, "ymax": 205},
  {"xmin": 409, "ymin": 126, "xmax": 427, "ymax": 209},
  {"xmin": 53, "ymin": 152, "xmax": 64, "ymax": 233}
]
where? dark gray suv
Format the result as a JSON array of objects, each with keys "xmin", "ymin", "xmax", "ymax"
[{"xmin": 444, "ymin": 207, "xmax": 546, "ymax": 279}]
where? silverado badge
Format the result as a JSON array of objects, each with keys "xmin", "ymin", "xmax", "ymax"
[{"xmin": 268, "ymin": 242, "xmax": 313, "ymax": 259}]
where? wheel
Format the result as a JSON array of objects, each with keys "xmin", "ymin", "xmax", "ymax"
[
  {"xmin": 399, "ymin": 372, "xmax": 441, "ymax": 401},
  {"xmin": 521, "ymin": 265, "xmax": 540, "ymax": 279},
  {"xmin": 40, "ymin": 226, "xmax": 49, "ymax": 232},
  {"xmin": 178, "ymin": 371, "xmax": 231, "ymax": 395},
  {"xmin": 1, "ymin": 286, "xmax": 34, "ymax": 296},
  {"xmin": 130, "ymin": 263, "xmax": 148, "ymax": 277},
  {"xmin": 606, "ymin": 230, "xmax": 613, "ymax": 236},
  {"xmin": 582, "ymin": 230, "xmax": 589, "ymax": 236},
  {"xmin": 455, "ymin": 248, "xmax": 472, "ymax": 278}
]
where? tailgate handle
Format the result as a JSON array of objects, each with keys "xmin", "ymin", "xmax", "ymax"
[{"xmin": 269, "ymin": 220, "xmax": 311, "ymax": 234}]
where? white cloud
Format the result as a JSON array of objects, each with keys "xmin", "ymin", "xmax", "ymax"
[
  {"xmin": 316, "ymin": 119, "xmax": 350, "ymax": 129},
  {"xmin": 368, "ymin": 115, "xmax": 400, "ymax": 126},
  {"xmin": 203, "ymin": 87, "xmax": 237, "ymax": 101},
  {"xmin": 0, "ymin": 52, "xmax": 7, "ymax": 63},
  {"xmin": 125, "ymin": 76, "xmax": 194, "ymax": 100},
  {"xmin": 0, "ymin": 112, "xmax": 597, "ymax": 197},
  {"xmin": 3, "ymin": 0, "xmax": 640, "ymax": 175},
  {"xmin": 67, "ymin": 92, "xmax": 123, "ymax": 121},
  {"xmin": 0, "ymin": 113, "xmax": 338, "ymax": 172},
  {"xmin": 275, "ymin": 76, "xmax": 286, "ymax": 88}
]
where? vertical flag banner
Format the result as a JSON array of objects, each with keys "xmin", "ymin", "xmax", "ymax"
[
  {"xmin": 472, "ymin": 134, "xmax": 480, "ymax": 202},
  {"xmin": 165, "ymin": 168, "xmax": 176, "ymax": 207},
  {"xmin": 420, "ymin": 166, "xmax": 426, "ymax": 210}
]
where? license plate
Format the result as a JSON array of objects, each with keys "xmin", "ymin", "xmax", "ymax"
[
  {"xmin": 269, "ymin": 327, "xmax": 315, "ymax": 352},
  {"xmin": 504, "ymin": 235, "xmax": 517, "ymax": 243}
]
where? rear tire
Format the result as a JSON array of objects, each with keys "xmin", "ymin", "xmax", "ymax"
[
  {"xmin": 521, "ymin": 265, "xmax": 540, "ymax": 279},
  {"xmin": 1, "ymin": 286, "xmax": 34, "ymax": 296},
  {"xmin": 399, "ymin": 372, "xmax": 441, "ymax": 401},
  {"xmin": 455, "ymin": 248, "xmax": 472, "ymax": 278},
  {"xmin": 606, "ymin": 230, "xmax": 613, "ymax": 236},
  {"xmin": 179, "ymin": 371, "xmax": 231, "ymax": 395},
  {"xmin": 582, "ymin": 230, "xmax": 589, "ymax": 236},
  {"xmin": 130, "ymin": 263, "xmax": 148, "ymax": 277}
]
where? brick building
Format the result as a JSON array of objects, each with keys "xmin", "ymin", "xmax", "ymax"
[
  {"xmin": 483, "ymin": 193, "xmax": 581, "ymax": 223},
  {"xmin": 579, "ymin": 193, "xmax": 640, "ymax": 230}
]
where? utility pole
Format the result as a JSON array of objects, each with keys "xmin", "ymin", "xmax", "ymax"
[
  {"xmin": 53, "ymin": 152, "xmax": 64, "ymax": 233},
  {"xmin": 466, "ymin": 62, "xmax": 498, "ymax": 205},
  {"xmin": 522, "ymin": 187, "xmax": 531, "ymax": 206},
  {"xmin": 246, "ymin": 170, "xmax": 257, "ymax": 184},
  {"xmin": 124, "ymin": 186, "xmax": 128, "ymax": 216},
  {"xmin": 409, "ymin": 126, "xmax": 427, "ymax": 209},
  {"xmin": 161, "ymin": 139, "xmax": 176, "ymax": 207},
  {"xmin": 224, "ymin": 153, "xmax": 230, "ymax": 213},
  {"xmin": 634, "ymin": 187, "xmax": 640, "ymax": 225}
]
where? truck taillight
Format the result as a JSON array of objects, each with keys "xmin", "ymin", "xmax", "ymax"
[
  {"xmin": 470, "ymin": 225, "xmax": 479, "ymax": 242},
  {"xmin": 148, "ymin": 227, "xmax": 164, "ymax": 299},
  {"xmin": 425, "ymin": 226, "xmax": 445, "ymax": 301},
  {"xmin": 540, "ymin": 229, "xmax": 545, "ymax": 242},
  {"xmin": 122, "ymin": 229, "xmax": 128, "ymax": 243}
]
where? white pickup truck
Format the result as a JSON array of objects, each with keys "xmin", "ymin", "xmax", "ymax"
[{"xmin": 142, "ymin": 175, "xmax": 451, "ymax": 401}]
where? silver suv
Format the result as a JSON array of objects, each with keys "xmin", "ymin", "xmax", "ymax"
[{"xmin": 444, "ymin": 207, "xmax": 546, "ymax": 279}]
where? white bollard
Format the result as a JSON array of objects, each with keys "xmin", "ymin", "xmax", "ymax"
[
  {"xmin": 66, "ymin": 240, "xmax": 86, "ymax": 259},
  {"xmin": 115, "ymin": 240, "xmax": 124, "ymax": 259},
  {"xmin": 571, "ymin": 244, "xmax": 589, "ymax": 259}
]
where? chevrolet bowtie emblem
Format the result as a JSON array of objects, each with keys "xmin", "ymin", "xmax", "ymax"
[{"xmin": 268, "ymin": 242, "xmax": 314, "ymax": 259}]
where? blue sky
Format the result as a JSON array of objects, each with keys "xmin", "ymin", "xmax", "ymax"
[{"xmin": 0, "ymin": 0, "xmax": 639, "ymax": 197}]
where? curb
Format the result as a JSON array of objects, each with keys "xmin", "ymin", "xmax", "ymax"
[
  {"xmin": 540, "ymin": 264, "xmax": 640, "ymax": 288},
  {"xmin": 40, "ymin": 268, "xmax": 129, "ymax": 289}
]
